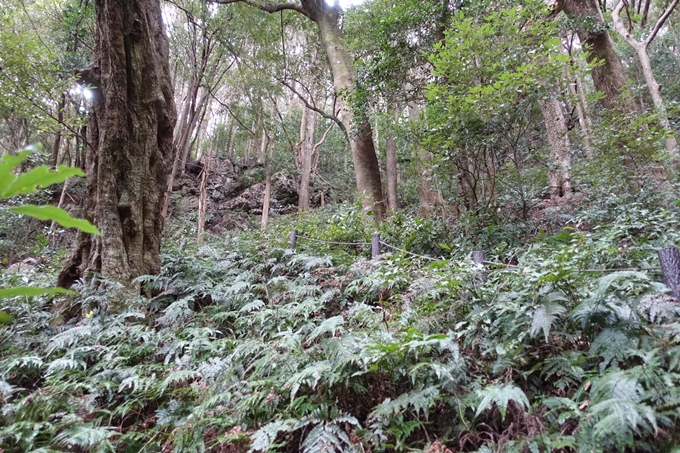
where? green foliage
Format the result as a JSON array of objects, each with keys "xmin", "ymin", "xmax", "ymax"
[
  {"xmin": 6, "ymin": 187, "xmax": 680, "ymax": 451},
  {"xmin": 0, "ymin": 147, "xmax": 98, "ymax": 323},
  {"xmin": 0, "ymin": 148, "xmax": 99, "ymax": 232}
]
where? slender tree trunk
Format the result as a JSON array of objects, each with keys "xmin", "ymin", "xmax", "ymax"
[
  {"xmin": 52, "ymin": 94, "xmax": 66, "ymax": 167},
  {"xmin": 408, "ymin": 104, "xmax": 444, "ymax": 213},
  {"xmin": 612, "ymin": 0, "xmax": 679, "ymax": 156},
  {"xmin": 558, "ymin": 0, "xmax": 640, "ymax": 112},
  {"xmin": 539, "ymin": 97, "xmax": 572, "ymax": 198},
  {"xmin": 75, "ymin": 123, "xmax": 86, "ymax": 169},
  {"xmin": 58, "ymin": 0, "xmax": 176, "ymax": 290},
  {"xmin": 260, "ymin": 129, "xmax": 272, "ymax": 230},
  {"xmin": 305, "ymin": 1, "xmax": 385, "ymax": 221},
  {"xmin": 297, "ymin": 107, "xmax": 308, "ymax": 169},
  {"xmin": 197, "ymin": 141, "xmax": 213, "ymax": 246},
  {"xmin": 385, "ymin": 133, "xmax": 398, "ymax": 213},
  {"xmin": 299, "ymin": 108, "xmax": 316, "ymax": 211}
]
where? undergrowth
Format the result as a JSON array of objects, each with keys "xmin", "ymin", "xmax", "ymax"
[{"xmin": 3, "ymin": 190, "xmax": 680, "ymax": 452}]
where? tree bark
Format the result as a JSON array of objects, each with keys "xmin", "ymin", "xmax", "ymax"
[
  {"xmin": 385, "ymin": 133, "xmax": 398, "ymax": 213},
  {"xmin": 299, "ymin": 108, "xmax": 316, "ymax": 211},
  {"xmin": 539, "ymin": 97, "xmax": 572, "ymax": 198},
  {"xmin": 58, "ymin": 0, "xmax": 176, "ymax": 289},
  {"xmin": 612, "ymin": 0, "xmax": 679, "ymax": 157},
  {"xmin": 408, "ymin": 104, "xmax": 444, "ymax": 213},
  {"xmin": 558, "ymin": 0, "xmax": 640, "ymax": 112},
  {"xmin": 301, "ymin": 0, "xmax": 385, "ymax": 220}
]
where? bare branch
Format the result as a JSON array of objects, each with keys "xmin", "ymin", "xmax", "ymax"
[
  {"xmin": 645, "ymin": 0, "xmax": 680, "ymax": 45},
  {"xmin": 277, "ymin": 77, "xmax": 347, "ymax": 136},
  {"xmin": 313, "ymin": 123, "xmax": 334, "ymax": 155},
  {"xmin": 209, "ymin": 0, "xmax": 310, "ymax": 19},
  {"xmin": 612, "ymin": 1, "xmax": 641, "ymax": 48},
  {"xmin": 209, "ymin": 92, "xmax": 255, "ymax": 135}
]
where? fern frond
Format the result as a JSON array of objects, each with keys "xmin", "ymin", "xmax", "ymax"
[
  {"xmin": 589, "ymin": 328, "xmax": 638, "ymax": 370},
  {"xmin": 475, "ymin": 383, "xmax": 529, "ymax": 421},
  {"xmin": 284, "ymin": 361, "xmax": 332, "ymax": 401},
  {"xmin": 530, "ymin": 301, "xmax": 567, "ymax": 342},
  {"xmin": 248, "ymin": 418, "xmax": 297, "ymax": 452},
  {"xmin": 300, "ymin": 421, "xmax": 352, "ymax": 453},
  {"xmin": 53, "ymin": 424, "xmax": 114, "ymax": 450},
  {"xmin": 45, "ymin": 357, "xmax": 87, "ymax": 376},
  {"xmin": 306, "ymin": 316, "xmax": 345, "ymax": 344}
]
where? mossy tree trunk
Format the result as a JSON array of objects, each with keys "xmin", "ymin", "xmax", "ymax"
[{"xmin": 58, "ymin": 0, "xmax": 176, "ymax": 289}]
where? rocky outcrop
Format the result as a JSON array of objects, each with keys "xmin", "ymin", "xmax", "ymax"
[
  {"xmin": 222, "ymin": 172, "xmax": 299, "ymax": 215},
  {"xmin": 167, "ymin": 156, "xmax": 329, "ymax": 234}
]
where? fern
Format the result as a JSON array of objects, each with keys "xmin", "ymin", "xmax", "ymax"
[
  {"xmin": 306, "ymin": 315, "xmax": 345, "ymax": 344},
  {"xmin": 589, "ymin": 328, "xmax": 639, "ymax": 370},
  {"xmin": 248, "ymin": 418, "xmax": 297, "ymax": 452},
  {"xmin": 53, "ymin": 424, "xmax": 114, "ymax": 451},
  {"xmin": 475, "ymin": 383, "xmax": 530, "ymax": 421},
  {"xmin": 530, "ymin": 299, "xmax": 567, "ymax": 342},
  {"xmin": 45, "ymin": 357, "xmax": 87, "ymax": 376},
  {"xmin": 370, "ymin": 385, "xmax": 440, "ymax": 422},
  {"xmin": 299, "ymin": 421, "xmax": 352, "ymax": 453},
  {"xmin": 284, "ymin": 361, "xmax": 332, "ymax": 401}
]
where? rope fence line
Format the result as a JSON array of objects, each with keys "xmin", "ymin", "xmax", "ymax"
[
  {"xmin": 481, "ymin": 260, "xmax": 663, "ymax": 273},
  {"xmin": 297, "ymin": 236, "xmax": 370, "ymax": 247},
  {"xmin": 282, "ymin": 229, "xmax": 680, "ymax": 296},
  {"xmin": 379, "ymin": 241, "xmax": 439, "ymax": 262}
]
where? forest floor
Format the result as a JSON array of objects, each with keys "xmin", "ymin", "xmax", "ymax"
[{"xmin": 2, "ymin": 184, "xmax": 680, "ymax": 452}]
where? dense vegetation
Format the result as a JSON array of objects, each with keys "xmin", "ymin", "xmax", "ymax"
[
  {"xmin": 2, "ymin": 0, "xmax": 680, "ymax": 451},
  {"xmin": 3, "ymin": 184, "xmax": 680, "ymax": 452}
]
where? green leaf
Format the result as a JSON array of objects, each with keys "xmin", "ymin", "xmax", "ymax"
[
  {"xmin": 11, "ymin": 205, "xmax": 100, "ymax": 234},
  {"xmin": 0, "ymin": 286, "xmax": 75, "ymax": 299},
  {"xmin": 0, "ymin": 150, "xmax": 29, "ymax": 196},
  {"xmin": 476, "ymin": 383, "xmax": 530, "ymax": 421},
  {"xmin": 530, "ymin": 301, "xmax": 567, "ymax": 342},
  {"xmin": 0, "ymin": 309, "xmax": 13, "ymax": 324},
  {"xmin": 2, "ymin": 165, "xmax": 85, "ymax": 198}
]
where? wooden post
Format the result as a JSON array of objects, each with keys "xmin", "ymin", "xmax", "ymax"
[
  {"xmin": 473, "ymin": 250, "xmax": 487, "ymax": 282},
  {"xmin": 371, "ymin": 233, "xmax": 381, "ymax": 260},
  {"xmin": 658, "ymin": 246, "xmax": 680, "ymax": 299},
  {"xmin": 473, "ymin": 251, "xmax": 486, "ymax": 265},
  {"xmin": 289, "ymin": 229, "xmax": 298, "ymax": 249}
]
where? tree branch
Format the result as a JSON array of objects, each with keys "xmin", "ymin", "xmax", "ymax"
[
  {"xmin": 269, "ymin": 95, "xmax": 297, "ymax": 153},
  {"xmin": 209, "ymin": 0, "xmax": 310, "ymax": 19},
  {"xmin": 645, "ymin": 0, "xmax": 679, "ymax": 45},
  {"xmin": 209, "ymin": 92, "xmax": 255, "ymax": 135},
  {"xmin": 612, "ymin": 1, "xmax": 641, "ymax": 48},
  {"xmin": 277, "ymin": 77, "xmax": 347, "ymax": 136}
]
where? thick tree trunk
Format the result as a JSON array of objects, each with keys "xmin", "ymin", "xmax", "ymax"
[
  {"xmin": 558, "ymin": 0, "xmax": 640, "ymax": 112},
  {"xmin": 58, "ymin": 0, "xmax": 176, "ymax": 289},
  {"xmin": 304, "ymin": 0, "xmax": 385, "ymax": 221},
  {"xmin": 539, "ymin": 97, "xmax": 572, "ymax": 198}
]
